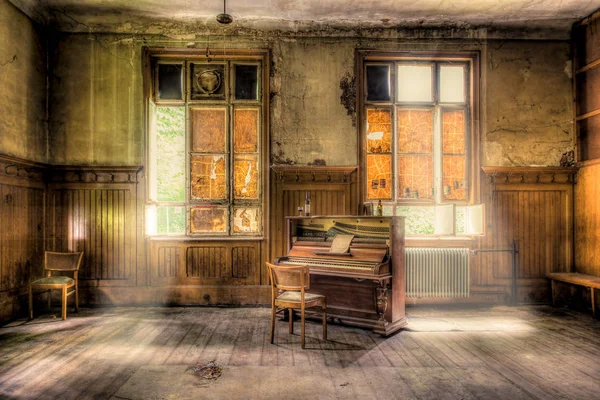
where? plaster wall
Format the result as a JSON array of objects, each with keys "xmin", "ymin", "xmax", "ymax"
[
  {"xmin": 0, "ymin": 0, "xmax": 47, "ymax": 162},
  {"xmin": 48, "ymin": 33, "xmax": 574, "ymax": 167}
]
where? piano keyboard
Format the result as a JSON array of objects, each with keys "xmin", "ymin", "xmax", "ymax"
[{"xmin": 280, "ymin": 257, "xmax": 375, "ymax": 270}]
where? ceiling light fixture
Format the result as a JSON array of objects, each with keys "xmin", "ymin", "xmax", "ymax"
[{"xmin": 216, "ymin": 0, "xmax": 233, "ymax": 24}]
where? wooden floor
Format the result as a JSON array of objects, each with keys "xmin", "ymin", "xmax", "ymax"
[{"xmin": 1, "ymin": 305, "xmax": 599, "ymax": 399}]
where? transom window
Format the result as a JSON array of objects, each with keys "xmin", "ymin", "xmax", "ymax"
[
  {"xmin": 145, "ymin": 50, "xmax": 267, "ymax": 237},
  {"xmin": 360, "ymin": 52, "xmax": 480, "ymax": 235}
]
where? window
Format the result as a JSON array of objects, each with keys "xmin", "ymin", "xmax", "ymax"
[
  {"xmin": 360, "ymin": 52, "xmax": 480, "ymax": 235},
  {"xmin": 146, "ymin": 51, "xmax": 267, "ymax": 237}
]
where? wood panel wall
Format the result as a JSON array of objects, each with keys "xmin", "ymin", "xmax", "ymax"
[
  {"xmin": 575, "ymin": 160, "xmax": 600, "ymax": 276},
  {"xmin": 475, "ymin": 167, "xmax": 576, "ymax": 303},
  {"xmin": 269, "ymin": 166, "xmax": 358, "ymax": 281},
  {"xmin": 0, "ymin": 155, "xmax": 46, "ymax": 322}
]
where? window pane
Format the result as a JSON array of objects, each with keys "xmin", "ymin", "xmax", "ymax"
[
  {"xmin": 398, "ymin": 155, "xmax": 433, "ymax": 200},
  {"xmin": 396, "ymin": 206, "xmax": 435, "ymax": 234},
  {"xmin": 397, "ymin": 109, "xmax": 433, "ymax": 153},
  {"xmin": 191, "ymin": 108, "xmax": 227, "ymax": 153},
  {"xmin": 443, "ymin": 155, "xmax": 467, "ymax": 200},
  {"xmin": 455, "ymin": 206, "xmax": 465, "ymax": 234},
  {"xmin": 397, "ymin": 65, "xmax": 432, "ymax": 102},
  {"xmin": 440, "ymin": 66, "xmax": 465, "ymax": 103},
  {"xmin": 191, "ymin": 63, "xmax": 225, "ymax": 99},
  {"xmin": 191, "ymin": 154, "xmax": 227, "ymax": 200},
  {"xmin": 190, "ymin": 206, "xmax": 227, "ymax": 233},
  {"xmin": 235, "ymin": 65, "xmax": 258, "ymax": 100},
  {"xmin": 158, "ymin": 64, "xmax": 182, "ymax": 100},
  {"xmin": 234, "ymin": 108, "xmax": 259, "ymax": 153},
  {"xmin": 234, "ymin": 154, "xmax": 259, "ymax": 199},
  {"xmin": 366, "ymin": 109, "xmax": 392, "ymax": 153},
  {"xmin": 157, "ymin": 206, "xmax": 186, "ymax": 235},
  {"xmin": 366, "ymin": 65, "xmax": 390, "ymax": 101},
  {"xmin": 442, "ymin": 109, "xmax": 466, "ymax": 154},
  {"xmin": 156, "ymin": 107, "xmax": 185, "ymax": 202},
  {"xmin": 366, "ymin": 154, "xmax": 392, "ymax": 199},
  {"xmin": 233, "ymin": 207, "xmax": 260, "ymax": 234}
]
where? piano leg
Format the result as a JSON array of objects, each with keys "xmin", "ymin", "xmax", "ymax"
[
  {"xmin": 376, "ymin": 282, "xmax": 389, "ymax": 322},
  {"xmin": 289, "ymin": 308, "xmax": 294, "ymax": 334}
]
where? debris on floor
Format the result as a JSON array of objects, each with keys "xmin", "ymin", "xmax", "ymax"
[{"xmin": 192, "ymin": 360, "xmax": 223, "ymax": 380}]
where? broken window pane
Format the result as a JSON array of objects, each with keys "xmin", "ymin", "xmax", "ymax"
[
  {"xmin": 234, "ymin": 65, "xmax": 258, "ymax": 100},
  {"xmin": 157, "ymin": 206, "xmax": 186, "ymax": 235},
  {"xmin": 366, "ymin": 154, "xmax": 392, "ymax": 199},
  {"xmin": 233, "ymin": 207, "xmax": 260, "ymax": 234},
  {"xmin": 442, "ymin": 155, "xmax": 467, "ymax": 200},
  {"xmin": 190, "ymin": 207, "xmax": 227, "ymax": 233},
  {"xmin": 366, "ymin": 65, "xmax": 391, "ymax": 101},
  {"xmin": 191, "ymin": 108, "xmax": 227, "ymax": 153},
  {"xmin": 397, "ymin": 109, "xmax": 433, "ymax": 153},
  {"xmin": 234, "ymin": 108, "xmax": 259, "ymax": 153},
  {"xmin": 398, "ymin": 155, "xmax": 433, "ymax": 200},
  {"xmin": 397, "ymin": 65, "xmax": 432, "ymax": 102},
  {"xmin": 156, "ymin": 107, "xmax": 185, "ymax": 202},
  {"xmin": 158, "ymin": 64, "xmax": 183, "ymax": 100},
  {"xmin": 234, "ymin": 155, "xmax": 259, "ymax": 199},
  {"xmin": 443, "ymin": 109, "xmax": 466, "ymax": 155},
  {"xmin": 191, "ymin": 154, "xmax": 227, "ymax": 200},
  {"xmin": 366, "ymin": 109, "xmax": 392, "ymax": 153},
  {"xmin": 440, "ymin": 66, "xmax": 465, "ymax": 103}
]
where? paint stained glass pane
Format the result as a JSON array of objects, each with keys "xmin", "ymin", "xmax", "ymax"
[
  {"xmin": 440, "ymin": 66, "xmax": 465, "ymax": 103},
  {"xmin": 443, "ymin": 109, "xmax": 466, "ymax": 154},
  {"xmin": 191, "ymin": 108, "xmax": 226, "ymax": 153},
  {"xmin": 233, "ymin": 207, "xmax": 260, "ymax": 234},
  {"xmin": 397, "ymin": 65, "xmax": 432, "ymax": 102},
  {"xmin": 191, "ymin": 154, "xmax": 226, "ymax": 200},
  {"xmin": 234, "ymin": 108, "xmax": 259, "ymax": 153},
  {"xmin": 234, "ymin": 155, "xmax": 259, "ymax": 199},
  {"xmin": 366, "ymin": 154, "xmax": 392, "ymax": 199},
  {"xmin": 397, "ymin": 109, "xmax": 433, "ymax": 153},
  {"xmin": 190, "ymin": 207, "xmax": 227, "ymax": 233},
  {"xmin": 366, "ymin": 109, "xmax": 392, "ymax": 153},
  {"xmin": 398, "ymin": 155, "xmax": 433, "ymax": 200},
  {"xmin": 443, "ymin": 155, "xmax": 467, "ymax": 200}
]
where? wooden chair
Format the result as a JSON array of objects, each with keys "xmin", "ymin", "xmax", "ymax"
[
  {"xmin": 266, "ymin": 262, "xmax": 327, "ymax": 349},
  {"xmin": 29, "ymin": 252, "xmax": 83, "ymax": 320}
]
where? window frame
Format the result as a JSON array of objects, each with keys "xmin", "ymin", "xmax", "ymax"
[
  {"xmin": 357, "ymin": 50, "xmax": 480, "ymax": 234},
  {"xmin": 143, "ymin": 48, "xmax": 270, "ymax": 239}
]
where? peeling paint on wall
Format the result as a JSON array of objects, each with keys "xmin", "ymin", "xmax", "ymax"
[{"xmin": 339, "ymin": 72, "xmax": 356, "ymax": 127}]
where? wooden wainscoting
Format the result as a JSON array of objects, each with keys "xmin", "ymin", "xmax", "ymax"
[
  {"xmin": 575, "ymin": 159, "xmax": 600, "ymax": 276},
  {"xmin": 0, "ymin": 155, "xmax": 46, "ymax": 322},
  {"xmin": 268, "ymin": 166, "xmax": 358, "ymax": 282},
  {"xmin": 46, "ymin": 166, "xmax": 142, "ymax": 292},
  {"xmin": 476, "ymin": 167, "xmax": 576, "ymax": 303}
]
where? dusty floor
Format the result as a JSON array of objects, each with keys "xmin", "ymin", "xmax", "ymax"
[{"xmin": 1, "ymin": 305, "xmax": 599, "ymax": 399}]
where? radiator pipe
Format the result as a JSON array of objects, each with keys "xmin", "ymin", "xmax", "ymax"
[{"xmin": 472, "ymin": 239, "xmax": 519, "ymax": 306}]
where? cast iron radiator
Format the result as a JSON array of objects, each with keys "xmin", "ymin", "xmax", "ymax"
[{"xmin": 405, "ymin": 248, "xmax": 470, "ymax": 298}]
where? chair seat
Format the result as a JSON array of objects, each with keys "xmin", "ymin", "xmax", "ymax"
[
  {"xmin": 32, "ymin": 276, "xmax": 75, "ymax": 286},
  {"xmin": 276, "ymin": 291, "xmax": 325, "ymax": 303}
]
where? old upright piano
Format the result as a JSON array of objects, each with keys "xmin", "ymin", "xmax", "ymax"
[{"xmin": 275, "ymin": 216, "xmax": 406, "ymax": 336}]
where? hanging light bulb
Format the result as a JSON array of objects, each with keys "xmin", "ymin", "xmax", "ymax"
[{"xmin": 216, "ymin": 0, "xmax": 233, "ymax": 24}]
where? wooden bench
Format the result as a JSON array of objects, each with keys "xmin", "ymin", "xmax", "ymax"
[{"xmin": 548, "ymin": 273, "xmax": 600, "ymax": 318}]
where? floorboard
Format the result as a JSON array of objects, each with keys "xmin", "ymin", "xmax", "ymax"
[{"xmin": 0, "ymin": 305, "xmax": 598, "ymax": 399}]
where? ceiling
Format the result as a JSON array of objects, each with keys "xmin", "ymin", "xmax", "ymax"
[{"xmin": 9, "ymin": 0, "xmax": 599, "ymax": 34}]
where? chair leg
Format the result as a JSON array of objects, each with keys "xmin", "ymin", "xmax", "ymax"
[
  {"xmin": 289, "ymin": 308, "xmax": 294, "ymax": 334},
  {"xmin": 29, "ymin": 284, "xmax": 33, "ymax": 320},
  {"xmin": 270, "ymin": 305, "xmax": 276, "ymax": 344},
  {"xmin": 301, "ymin": 307, "xmax": 305, "ymax": 349},
  {"xmin": 322, "ymin": 307, "xmax": 327, "ymax": 340},
  {"xmin": 75, "ymin": 285, "xmax": 79, "ymax": 313},
  {"xmin": 62, "ymin": 287, "xmax": 67, "ymax": 320},
  {"xmin": 48, "ymin": 289, "xmax": 52, "ymax": 310}
]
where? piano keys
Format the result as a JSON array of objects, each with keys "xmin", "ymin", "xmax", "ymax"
[{"xmin": 275, "ymin": 216, "xmax": 407, "ymax": 336}]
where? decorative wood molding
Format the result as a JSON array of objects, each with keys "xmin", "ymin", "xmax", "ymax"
[
  {"xmin": 481, "ymin": 166, "xmax": 577, "ymax": 185},
  {"xmin": 49, "ymin": 165, "xmax": 143, "ymax": 184},
  {"xmin": 0, "ymin": 154, "xmax": 47, "ymax": 182},
  {"xmin": 271, "ymin": 165, "xmax": 357, "ymax": 184}
]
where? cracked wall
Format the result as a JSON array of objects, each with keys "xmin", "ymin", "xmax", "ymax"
[
  {"xmin": 47, "ymin": 33, "xmax": 573, "ymax": 167},
  {"xmin": 0, "ymin": 0, "xmax": 47, "ymax": 162}
]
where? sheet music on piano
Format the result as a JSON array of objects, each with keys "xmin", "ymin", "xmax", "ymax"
[{"xmin": 315, "ymin": 234, "xmax": 354, "ymax": 256}]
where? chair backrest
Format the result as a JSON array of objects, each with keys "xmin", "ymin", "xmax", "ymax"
[
  {"xmin": 266, "ymin": 262, "xmax": 310, "ymax": 292},
  {"xmin": 45, "ymin": 252, "xmax": 83, "ymax": 272}
]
